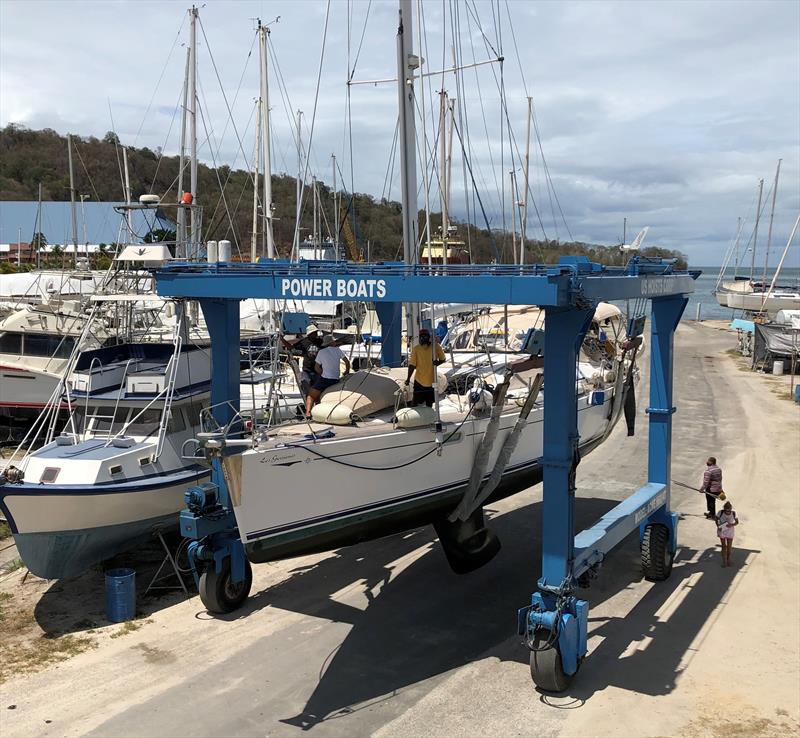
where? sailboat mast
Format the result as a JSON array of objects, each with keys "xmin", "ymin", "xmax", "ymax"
[
  {"xmin": 762, "ymin": 159, "xmax": 781, "ymax": 285},
  {"xmin": 750, "ymin": 178, "xmax": 763, "ymax": 282},
  {"xmin": 294, "ymin": 109, "xmax": 303, "ymax": 260},
  {"xmin": 122, "ymin": 146, "xmax": 133, "ymax": 240},
  {"xmin": 439, "ymin": 89, "xmax": 448, "ymax": 266},
  {"xmin": 510, "ymin": 170, "xmax": 517, "ymax": 264},
  {"xmin": 732, "ymin": 216, "xmax": 742, "ymax": 278},
  {"xmin": 35, "ymin": 183, "xmax": 42, "ymax": 269},
  {"xmin": 250, "ymin": 96, "xmax": 261, "ymax": 262},
  {"xmin": 397, "ymin": 0, "xmax": 420, "ymax": 342},
  {"xmin": 259, "ymin": 21, "xmax": 275, "ymax": 258},
  {"xmin": 332, "ymin": 154, "xmax": 339, "ymax": 260},
  {"xmin": 176, "ymin": 46, "xmax": 190, "ymax": 257},
  {"xmin": 312, "ymin": 177, "xmax": 319, "ymax": 253},
  {"xmin": 521, "ymin": 96, "xmax": 532, "ymax": 265},
  {"xmin": 67, "ymin": 134, "xmax": 78, "ymax": 267},
  {"xmin": 189, "ymin": 5, "xmax": 199, "ymax": 258}
]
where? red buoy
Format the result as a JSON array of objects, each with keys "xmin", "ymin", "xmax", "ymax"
[{"xmin": 181, "ymin": 192, "xmax": 194, "ymax": 205}]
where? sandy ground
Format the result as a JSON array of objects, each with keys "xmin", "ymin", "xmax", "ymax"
[{"xmin": 1, "ymin": 322, "xmax": 798, "ymax": 738}]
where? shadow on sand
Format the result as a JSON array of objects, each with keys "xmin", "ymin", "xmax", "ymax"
[
  {"xmin": 223, "ymin": 496, "xmax": 754, "ymax": 731},
  {"xmin": 32, "ymin": 494, "xmax": 757, "ymax": 733}
]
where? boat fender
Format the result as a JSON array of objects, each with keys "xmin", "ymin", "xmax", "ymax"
[
  {"xmin": 395, "ymin": 406, "xmax": 438, "ymax": 428},
  {"xmin": 311, "ymin": 402, "xmax": 355, "ymax": 426}
]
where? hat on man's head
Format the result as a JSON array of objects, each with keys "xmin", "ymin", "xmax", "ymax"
[
  {"xmin": 419, "ymin": 327, "xmax": 431, "ymax": 335},
  {"xmin": 321, "ymin": 334, "xmax": 336, "ymax": 347},
  {"xmin": 305, "ymin": 323, "xmax": 319, "ymax": 336}
]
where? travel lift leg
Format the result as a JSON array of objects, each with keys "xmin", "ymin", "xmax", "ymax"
[
  {"xmin": 180, "ymin": 298, "xmax": 405, "ymax": 613},
  {"xmin": 181, "ymin": 298, "xmax": 253, "ymax": 613},
  {"xmin": 520, "ymin": 295, "xmax": 687, "ymax": 692}
]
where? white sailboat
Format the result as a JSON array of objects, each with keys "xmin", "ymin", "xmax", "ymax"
[{"xmin": 183, "ymin": 0, "xmax": 639, "ymax": 613}]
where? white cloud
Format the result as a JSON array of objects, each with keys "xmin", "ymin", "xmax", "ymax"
[{"xmin": 0, "ymin": 0, "xmax": 798, "ymax": 266}]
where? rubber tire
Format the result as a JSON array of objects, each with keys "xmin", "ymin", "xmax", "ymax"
[
  {"xmin": 641, "ymin": 523, "xmax": 674, "ymax": 582},
  {"xmin": 529, "ymin": 629, "xmax": 573, "ymax": 693},
  {"xmin": 199, "ymin": 557, "xmax": 253, "ymax": 614}
]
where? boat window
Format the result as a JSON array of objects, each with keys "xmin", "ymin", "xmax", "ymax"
[
  {"xmin": 69, "ymin": 409, "xmax": 85, "ymax": 432},
  {"xmin": 20, "ymin": 334, "xmax": 76, "ymax": 358},
  {"xmin": 139, "ymin": 457, "xmax": 152, "ymax": 466},
  {"xmin": 109, "ymin": 465, "xmax": 123, "ymax": 475},
  {"xmin": 167, "ymin": 408, "xmax": 186, "ymax": 433},
  {"xmin": 185, "ymin": 404, "xmax": 202, "ymax": 429},
  {"xmin": 0, "ymin": 332, "xmax": 22, "ymax": 354},
  {"xmin": 125, "ymin": 408, "xmax": 162, "ymax": 436},
  {"xmin": 89, "ymin": 406, "xmax": 127, "ymax": 433},
  {"xmin": 39, "ymin": 467, "xmax": 60, "ymax": 484}
]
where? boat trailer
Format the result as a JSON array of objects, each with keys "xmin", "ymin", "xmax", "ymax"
[{"xmin": 155, "ymin": 256, "xmax": 694, "ymax": 691}]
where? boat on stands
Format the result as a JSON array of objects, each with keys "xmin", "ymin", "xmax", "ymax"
[{"xmin": 0, "ymin": 335, "xmax": 212, "ymax": 579}]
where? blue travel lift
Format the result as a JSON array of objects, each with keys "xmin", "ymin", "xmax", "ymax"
[{"xmin": 155, "ymin": 256, "xmax": 692, "ymax": 692}]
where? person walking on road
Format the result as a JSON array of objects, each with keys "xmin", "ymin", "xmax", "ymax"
[
  {"xmin": 405, "ymin": 328, "xmax": 446, "ymax": 407},
  {"xmin": 700, "ymin": 456, "xmax": 723, "ymax": 519},
  {"xmin": 716, "ymin": 501, "xmax": 739, "ymax": 567}
]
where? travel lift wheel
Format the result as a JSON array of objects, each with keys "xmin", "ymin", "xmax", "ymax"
[
  {"xmin": 199, "ymin": 557, "xmax": 253, "ymax": 613},
  {"xmin": 529, "ymin": 628, "xmax": 573, "ymax": 693},
  {"xmin": 641, "ymin": 522, "xmax": 674, "ymax": 581}
]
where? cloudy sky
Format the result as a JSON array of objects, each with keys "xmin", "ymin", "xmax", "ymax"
[{"xmin": 1, "ymin": 0, "xmax": 798, "ymax": 266}]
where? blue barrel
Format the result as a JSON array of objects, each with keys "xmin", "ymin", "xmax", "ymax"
[{"xmin": 105, "ymin": 568, "xmax": 136, "ymax": 623}]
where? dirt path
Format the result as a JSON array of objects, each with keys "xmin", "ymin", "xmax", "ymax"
[{"xmin": 0, "ymin": 323, "xmax": 797, "ymax": 738}]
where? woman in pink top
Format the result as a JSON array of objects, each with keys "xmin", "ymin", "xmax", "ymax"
[{"xmin": 716, "ymin": 501, "xmax": 739, "ymax": 567}]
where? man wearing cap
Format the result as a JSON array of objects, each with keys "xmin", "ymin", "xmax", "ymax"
[
  {"xmin": 305, "ymin": 335, "xmax": 351, "ymax": 418},
  {"xmin": 288, "ymin": 323, "xmax": 324, "ymax": 396},
  {"xmin": 405, "ymin": 328, "xmax": 446, "ymax": 407}
]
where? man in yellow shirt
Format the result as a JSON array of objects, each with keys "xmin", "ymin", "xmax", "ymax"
[{"xmin": 404, "ymin": 328, "xmax": 446, "ymax": 407}]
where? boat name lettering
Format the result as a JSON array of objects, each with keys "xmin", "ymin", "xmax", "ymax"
[
  {"xmin": 280, "ymin": 278, "xmax": 387, "ymax": 299},
  {"xmin": 641, "ymin": 277, "xmax": 670, "ymax": 296},
  {"xmin": 260, "ymin": 452, "xmax": 297, "ymax": 464},
  {"xmin": 634, "ymin": 488, "xmax": 667, "ymax": 524}
]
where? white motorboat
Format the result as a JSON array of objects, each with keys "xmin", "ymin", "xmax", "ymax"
[{"xmin": 0, "ymin": 339, "xmax": 212, "ymax": 579}]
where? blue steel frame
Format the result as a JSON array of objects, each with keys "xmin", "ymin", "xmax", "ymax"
[{"xmin": 156, "ymin": 256, "xmax": 692, "ymax": 677}]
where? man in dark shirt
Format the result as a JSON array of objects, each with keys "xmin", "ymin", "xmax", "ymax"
[
  {"xmin": 289, "ymin": 324, "xmax": 324, "ymax": 395},
  {"xmin": 701, "ymin": 456, "xmax": 723, "ymax": 519}
]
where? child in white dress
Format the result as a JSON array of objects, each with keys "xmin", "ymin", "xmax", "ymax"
[{"xmin": 716, "ymin": 501, "xmax": 739, "ymax": 567}]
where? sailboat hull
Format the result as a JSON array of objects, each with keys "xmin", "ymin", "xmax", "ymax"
[{"xmin": 237, "ymin": 396, "xmax": 614, "ymax": 564}]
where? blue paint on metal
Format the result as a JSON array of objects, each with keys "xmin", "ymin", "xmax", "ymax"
[
  {"xmin": 573, "ymin": 482, "xmax": 668, "ymax": 576},
  {"xmin": 539, "ymin": 306, "xmax": 593, "ymax": 591},
  {"xmin": 281, "ymin": 311, "xmax": 311, "ymax": 334},
  {"xmin": 198, "ymin": 298, "xmax": 241, "ymax": 429},
  {"xmin": 155, "ymin": 259, "xmax": 694, "ymax": 306},
  {"xmin": 558, "ymin": 613, "xmax": 579, "ymax": 675},
  {"xmin": 574, "ymin": 599, "xmax": 589, "ymax": 659},
  {"xmin": 729, "ymin": 318, "xmax": 754, "ymax": 333},
  {"xmin": 374, "ymin": 301, "xmax": 403, "ymax": 367},
  {"xmin": 647, "ymin": 297, "xmax": 686, "ymax": 489},
  {"xmin": 105, "ymin": 568, "xmax": 136, "ymax": 623},
  {"xmin": 153, "ymin": 256, "xmax": 694, "ymax": 684}
]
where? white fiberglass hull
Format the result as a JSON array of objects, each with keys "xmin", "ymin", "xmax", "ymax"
[
  {"xmin": 0, "ymin": 467, "xmax": 209, "ymax": 579},
  {"xmin": 232, "ymin": 394, "xmax": 613, "ymax": 561},
  {"xmin": 726, "ymin": 292, "xmax": 800, "ymax": 313}
]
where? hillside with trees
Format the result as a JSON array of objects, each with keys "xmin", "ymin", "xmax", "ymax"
[{"xmin": 0, "ymin": 124, "xmax": 688, "ymax": 268}]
